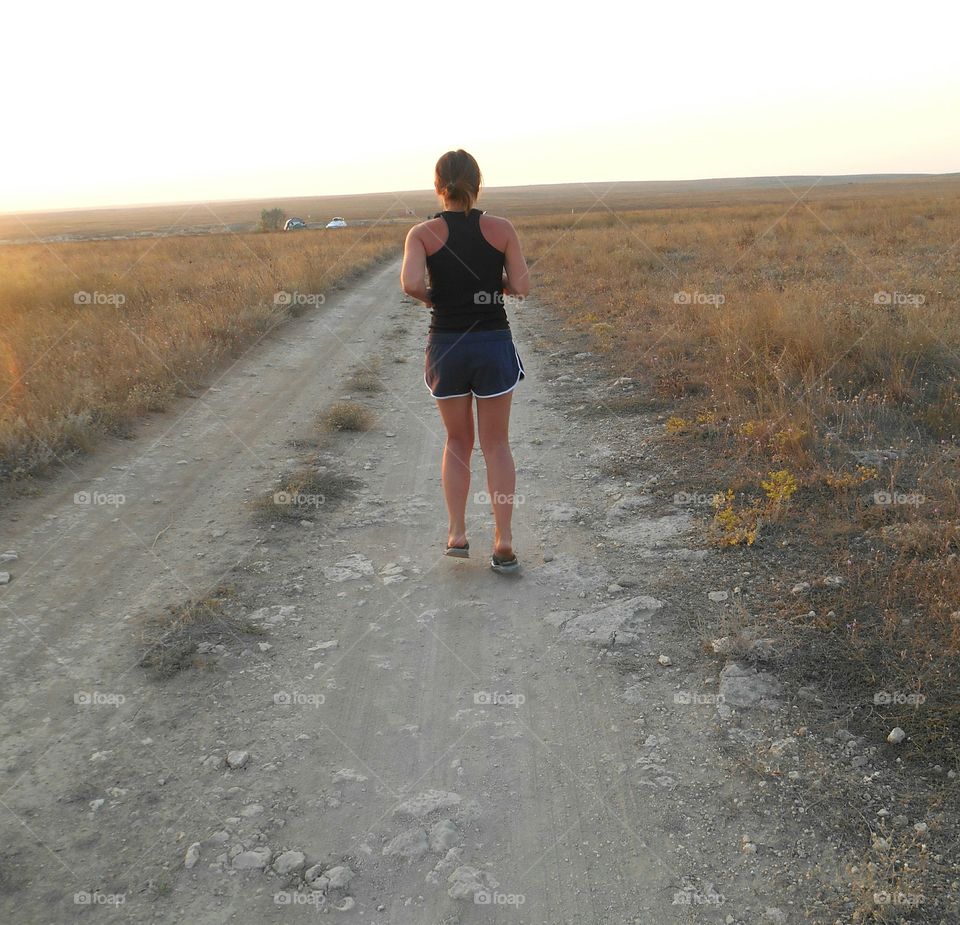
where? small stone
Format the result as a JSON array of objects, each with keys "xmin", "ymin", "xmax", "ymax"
[
  {"xmin": 325, "ymin": 865, "xmax": 354, "ymax": 890},
  {"xmin": 184, "ymin": 842, "xmax": 201, "ymax": 869},
  {"xmin": 232, "ymin": 846, "xmax": 272, "ymax": 870},
  {"xmin": 791, "ymin": 582, "xmax": 810, "ymax": 594},
  {"xmin": 383, "ymin": 828, "xmax": 429, "ymax": 859},
  {"xmin": 887, "ymin": 727, "xmax": 906, "ymax": 745},
  {"xmin": 657, "ymin": 655, "xmax": 672, "ymax": 667},
  {"xmin": 332, "ymin": 768, "xmax": 368, "ymax": 783},
  {"xmin": 0, "ymin": 551, "xmax": 17, "ymax": 563},
  {"xmin": 708, "ymin": 590, "xmax": 729, "ymax": 602},
  {"xmin": 273, "ymin": 849, "xmax": 306, "ymax": 875},
  {"xmin": 239, "ymin": 803, "xmax": 263, "ymax": 817},
  {"xmin": 429, "ymin": 819, "xmax": 460, "ymax": 852},
  {"xmin": 914, "ymin": 822, "xmax": 928, "ymax": 835},
  {"xmin": 542, "ymin": 551, "xmax": 555, "ymax": 563},
  {"xmin": 0, "ymin": 573, "xmax": 10, "ymax": 585},
  {"xmin": 226, "ymin": 750, "xmax": 249, "ymax": 769}
]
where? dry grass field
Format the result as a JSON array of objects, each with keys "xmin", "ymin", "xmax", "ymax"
[
  {"xmin": 0, "ymin": 226, "xmax": 405, "ymax": 483},
  {"xmin": 515, "ymin": 178, "xmax": 960, "ymax": 754}
]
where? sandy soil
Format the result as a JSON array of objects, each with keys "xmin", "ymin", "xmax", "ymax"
[{"xmin": 0, "ymin": 256, "xmax": 845, "ymax": 923}]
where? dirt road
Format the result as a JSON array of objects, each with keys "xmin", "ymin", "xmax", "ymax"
[{"xmin": 0, "ymin": 256, "xmax": 831, "ymax": 923}]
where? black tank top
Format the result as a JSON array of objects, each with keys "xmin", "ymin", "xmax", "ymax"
[{"xmin": 425, "ymin": 208, "xmax": 508, "ymax": 333}]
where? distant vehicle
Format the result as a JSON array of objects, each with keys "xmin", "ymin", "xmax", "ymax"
[
  {"xmin": 325, "ymin": 217, "xmax": 347, "ymax": 229},
  {"xmin": 283, "ymin": 217, "xmax": 307, "ymax": 231}
]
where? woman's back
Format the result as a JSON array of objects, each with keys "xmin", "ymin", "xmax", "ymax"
[{"xmin": 424, "ymin": 209, "xmax": 508, "ymax": 333}]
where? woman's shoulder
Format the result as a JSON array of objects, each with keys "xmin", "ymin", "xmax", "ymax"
[
  {"xmin": 477, "ymin": 212, "xmax": 513, "ymax": 250},
  {"xmin": 478, "ymin": 210, "xmax": 512, "ymax": 226}
]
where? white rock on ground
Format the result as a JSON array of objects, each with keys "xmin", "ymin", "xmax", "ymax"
[
  {"xmin": 225, "ymin": 750, "xmax": 249, "ymax": 769},
  {"xmin": 559, "ymin": 596, "xmax": 664, "ymax": 646},
  {"xmin": 383, "ymin": 827, "xmax": 430, "ymax": 859},
  {"xmin": 887, "ymin": 727, "xmax": 907, "ymax": 744},
  {"xmin": 231, "ymin": 846, "xmax": 272, "ymax": 870},
  {"xmin": 429, "ymin": 819, "xmax": 460, "ymax": 852},
  {"xmin": 393, "ymin": 790, "xmax": 462, "ymax": 819},
  {"xmin": 273, "ymin": 850, "xmax": 306, "ymax": 875},
  {"xmin": 323, "ymin": 554, "xmax": 374, "ymax": 582},
  {"xmin": 332, "ymin": 768, "xmax": 368, "ymax": 783},
  {"xmin": 184, "ymin": 842, "xmax": 201, "ymax": 869},
  {"xmin": 325, "ymin": 865, "xmax": 354, "ymax": 889},
  {"xmin": 446, "ymin": 865, "xmax": 499, "ymax": 900}
]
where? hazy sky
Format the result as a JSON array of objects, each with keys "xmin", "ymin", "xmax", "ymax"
[{"xmin": 4, "ymin": 0, "xmax": 958, "ymax": 213}]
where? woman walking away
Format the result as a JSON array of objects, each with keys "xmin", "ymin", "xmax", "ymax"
[{"xmin": 400, "ymin": 149, "xmax": 530, "ymax": 574}]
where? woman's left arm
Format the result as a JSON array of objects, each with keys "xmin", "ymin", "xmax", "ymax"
[{"xmin": 400, "ymin": 226, "xmax": 432, "ymax": 307}]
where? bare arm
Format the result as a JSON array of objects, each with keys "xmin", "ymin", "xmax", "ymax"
[
  {"xmin": 502, "ymin": 220, "xmax": 529, "ymax": 297},
  {"xmin": 400, "ymin": 226, "xmax": 432, "ymax": 306}
]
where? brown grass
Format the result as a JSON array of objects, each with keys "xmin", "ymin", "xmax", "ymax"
[
  {"xmin": 0, "ymin": 226, "xmax": 404, "ymax": 482},
  {"xmin": 318, "ymin": 400, "xmax": 375, "ymax": 433},
  {"xmin": 516, "ymin": 179, "xmax": 960, "ymax": 753},
  {"xmin": 252, "ymin": 465, "xmax": 362, "ymax": 523},
  {"xmin": 137, "ymin": 585, "xmax": 264, "ymax": 678},
  {"xmin": 346, "ymin": 357, "xmax": 385, "ymax": 393}
]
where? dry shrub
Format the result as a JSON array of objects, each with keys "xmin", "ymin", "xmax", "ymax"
[{"xmin": 318, "ymin": 400, "xmax": 375, "ymax": 433}]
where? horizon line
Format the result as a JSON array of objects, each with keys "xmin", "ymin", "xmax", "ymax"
[{"xmin": 3, "ymin": 171, "xmax": 959, "ymax": 219}]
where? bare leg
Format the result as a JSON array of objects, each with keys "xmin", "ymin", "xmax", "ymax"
[
  {"xmin": 476, "ymin": 391, "xmax": 516, "ymax": 559},
  {"xmin": 435, "ymin": 395, "xmax": 475, "ymax": 548}
]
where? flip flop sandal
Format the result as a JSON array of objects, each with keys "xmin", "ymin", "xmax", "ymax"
[
  {"xmin": 490, "ymin": 552, "xmax": 520, "ymax": 574},
  {"xmin": 445, "ymin": 542, "xmax": 470, "ymax": 558}
]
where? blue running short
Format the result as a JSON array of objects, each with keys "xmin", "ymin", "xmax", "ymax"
[{"xmin": 424, "ymin": 328, "xmax": 526, "ymax": 399}]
